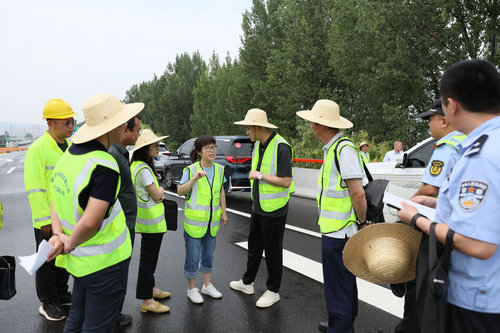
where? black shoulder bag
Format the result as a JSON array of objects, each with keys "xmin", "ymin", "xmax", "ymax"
[
  {"xmin": 162, "ymin": 199, "xmax": 178, "ymax": 231},
  {"xmin": 415, "ymin": 223, "xmax": 455, "ymax": 333},
  {"xmin": 0, "ymin": 255, "xmax": 16, "ymax": 300}
]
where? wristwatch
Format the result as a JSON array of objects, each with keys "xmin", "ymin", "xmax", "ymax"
[{"xmin": 257, "ymin": 173, "xmax": 263, "ymax": 180}]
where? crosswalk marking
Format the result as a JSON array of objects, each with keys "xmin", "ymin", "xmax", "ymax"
[{"xmin": 7, "ymin": 167, "xmax": 15, "ymax": 174}]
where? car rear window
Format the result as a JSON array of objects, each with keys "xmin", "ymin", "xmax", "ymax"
[{"xmin": 216, "ymin": 138, "xmax": 253, "ymax": 157}]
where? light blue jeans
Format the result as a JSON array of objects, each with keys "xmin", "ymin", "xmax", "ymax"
[{"xmin": 184, "ymin": 231, "xmax": 216, "ymax": 279}]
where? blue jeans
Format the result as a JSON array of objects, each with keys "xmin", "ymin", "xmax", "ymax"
[{"xmin": 184, "ymin": 231, "xmax": 216, "ymax": 279}]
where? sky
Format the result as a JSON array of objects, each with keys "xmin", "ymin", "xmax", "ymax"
[{"xmin": 0, "ymin": 0, "xmax": 252, "ymax": 125}]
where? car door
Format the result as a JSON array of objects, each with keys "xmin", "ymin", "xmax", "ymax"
[{"xmin": 172, "ymin": 140, "xmax": 194, "ymax": 181}]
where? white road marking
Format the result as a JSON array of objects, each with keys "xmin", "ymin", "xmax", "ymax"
[
  {"xmin": 6, "ymin": 167, "xmax": 16, "ymax": 174},
  {"xmin": 166, "ymin": 190, "xmax": 403, "ymax": 318},
  {"xmin": 236, "ymin": 241, "xmax": 403, "ymax": 318}
]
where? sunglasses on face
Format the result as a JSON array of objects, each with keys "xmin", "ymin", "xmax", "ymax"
[{"xmin": 50, "ymin": 118, "xmax": 76, "ymax": 127}]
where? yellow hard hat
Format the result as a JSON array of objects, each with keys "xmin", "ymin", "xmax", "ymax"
[{"xmin": 42, "ymin": 98, "xmax": 78, "ymax": 119}]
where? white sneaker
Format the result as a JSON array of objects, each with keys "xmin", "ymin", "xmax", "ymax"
[
  {"xmin": 229, "ymin": 279, "xmax": 254, "ymax": 295},
  {"xmin": 256, "ymin": 290, "xmax": 280, "ymax": 308},
  {"xmin": 201, "ymin": 283, "xmax": 222, "ymax": 299},
  {"xmin": 187, "ymin": 288, "xmax": 204, "ymax": 304}
]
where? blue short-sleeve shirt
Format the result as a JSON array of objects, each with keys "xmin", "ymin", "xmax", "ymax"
[
  {"xmin": 434, "ymin": 115, "xmax": 500, "ymax": 313},
  {"xmin": 421, "ymin": 131, "xmax": 463, "ymax": 188}
]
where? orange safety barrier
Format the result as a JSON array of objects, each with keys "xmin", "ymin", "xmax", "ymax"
[
  {"xmin": 293, "ymin": 158, "xmax": 323, "ymax": 164},
  {"xmin": 0, "ymin": 147, "xmax": 28, "ymax": 154}
]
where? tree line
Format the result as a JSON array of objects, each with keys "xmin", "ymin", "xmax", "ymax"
[{"xmin": 123, "ymin": 0, "xmax": 499, "ymax": 163}]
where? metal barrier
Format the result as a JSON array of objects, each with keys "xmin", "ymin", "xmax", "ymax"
[{"xmin": 0, "ymin": 147, "xmax": 28, "ymax": 154}]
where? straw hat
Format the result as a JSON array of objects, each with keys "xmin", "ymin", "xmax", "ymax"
[
  {"xmin": 130, "ymin": 129, "xmax": 169, "ymax": 155},
  {"xmin": 343, "ymin": 223, "xmax": 422, "ymax": 284},
  {"xmin": 234, "ymin": 108, "xmax": 278, "ymax": 129},
  {"xmin": 72, "ymin": 94, "xmax": 144, "ymax": 144},
  {"xmin": 296, "ymin": 99, "xmax": 353, "ymax": 129},
  {"xmin": 359, "ymin": 141, "xmax": 372, "ymax": 149}
]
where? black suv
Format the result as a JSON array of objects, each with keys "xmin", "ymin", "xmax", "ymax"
[{"xmin": 163, "ymin": 136, "xmax": 253, "ymax": 192}]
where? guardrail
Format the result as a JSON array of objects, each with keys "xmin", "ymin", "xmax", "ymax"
[{"xmin": 0, "ymin": 147, "xmax": 28, "ymax": 154}]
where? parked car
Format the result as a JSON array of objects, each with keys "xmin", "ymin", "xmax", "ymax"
[
  {"xmin": 154, "ymin": 142, "xmax": 171, "ymax": 178},
  {"xmin": 163, "ymin": 136, "xmax": 253, "ymax": 192},
  {"xmin": 366, "ymin": 137, "xmax": 437, "ymax": 222}
]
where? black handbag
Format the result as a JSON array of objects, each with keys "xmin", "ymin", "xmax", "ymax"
[
  {"xmin": 162, "ymin": 199, "xmax": 178, "ymax": 231},
  {"xmin": 0, "ymin": 255, "xmax": 16, "ymax": 300},
  {"xmin": 333, "ymin": 140, "xmax": 389, "ymax": 222},
  {"xmin": 415, "ymin": 223, "xmax": 454, "ymax": 333}
]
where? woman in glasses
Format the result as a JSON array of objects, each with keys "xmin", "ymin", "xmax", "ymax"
[
  {"xmin": 130, "ymin": 129, "xmax": 171, "ymax": 313},
  {"xmin": 177, "ymin": 135, "xmax": 228, "ymax": 304}
]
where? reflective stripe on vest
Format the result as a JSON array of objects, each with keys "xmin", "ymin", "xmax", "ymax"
[
  {"xmin": 250, "ymin": 133, "xmax": 294, "ymax": 212},
  {"xmin": 52, "ymin": 150, "xmax": 131, "ymax": 277},
  {"xmin": 436, "ymin": 133, "xmax": 466, "ymax": 153},
  {"xmin": 317, "ymin": 137, "xmax": 359, "ymax": 233},
  {"xmin": 130, "ymin": 161, "xmax": 166, "ymax": 234},
  {"xmin": 183, "ymin": 162, "xmax": 224, "ymax": 238}
]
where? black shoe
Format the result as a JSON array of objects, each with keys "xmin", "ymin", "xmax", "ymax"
[
  {"xmin": 59, "ymin": 292, "xmax": 72, "ymax": 306},
  {"xmin": 119, "ymin": 313, "xmax": 132, "ymax": 327},
  {"xmin": 39, "ymin": 303, "xmax": 67, "ymax": 321},
  {"xmin": 318, "ymin": 321, "xmax": 327, "ymax": 332}
]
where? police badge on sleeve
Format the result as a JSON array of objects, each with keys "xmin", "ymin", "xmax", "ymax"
[
  {"xmin": 459, "ymin": 181, "xmax": 489, "ymax": 211},
  {"xmin": 430, "ymin": 160, "xmax": 444, "ymax": 176}
]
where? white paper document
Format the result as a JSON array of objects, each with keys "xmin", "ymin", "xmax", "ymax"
[
  {"xmin": 18, "ymin": 240, "xmax": 53, "ymax": 276},
  {"xmin": 383, "ymin": 192, "xmax": 436, "ymax": 221}
]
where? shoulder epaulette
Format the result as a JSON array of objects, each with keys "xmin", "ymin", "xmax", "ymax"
[{"xmin": 464, "ymin": 134, "xmax": 488, "ymax": 158}]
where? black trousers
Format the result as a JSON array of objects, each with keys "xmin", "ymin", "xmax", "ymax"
[
  {"xmin": 446, "ymin": 303, "xmax": 500, "ymax": 333},
  {"xmin": 393, "ymin": 279, "xmax": 420, "ymax": 333},
  {"xmin": 34, "ymin": 228, "xmax": 70, "ymax": 304},
  {"xmin": 136, "ymin": 232, "xmax": 164, "ymax": 299},
  {"xmin": 242, "ymin": 212, "xmax": 287, "ymax": 293}
]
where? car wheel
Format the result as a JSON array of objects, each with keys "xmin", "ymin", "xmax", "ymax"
[{"xmin": 164, "ymin": 169, "xmax": 175, "ymax": 189}]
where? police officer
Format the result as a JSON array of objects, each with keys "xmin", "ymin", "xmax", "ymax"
[
  {"xmin": 47, "ymin": 93, "xmax": 142, "ymax": 332},
  {"xmin": 398, "ymin": 59, "xmax": 500, "ymax": 332},
  {"xmin": 394, "ymin": 99, "xmax": 466, "ymax": 333},
  {"xmin": 230, "ymin": 109, "xmax": 294, "ymax": 308},
  {"xmin": 24, "ymin": 98, "xmax": 77, "ymax": 321},
  {"xmin": 297, "ymin": 99, "xmax": 367, "ymax": 333}
]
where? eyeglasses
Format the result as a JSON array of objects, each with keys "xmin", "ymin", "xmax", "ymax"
[
  {"xmin": 202, "ymin": 145, "xmax": 217, "ymax": 151},
  {"xmin": 50, "ymin": 119, "xmax": 76, "ymax": 127}
]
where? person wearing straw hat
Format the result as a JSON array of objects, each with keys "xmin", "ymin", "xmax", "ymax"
[
  {"xmin": 398, "ymin": 59, "xmax": 500, "ymax": 332},
  {"xmin": 108, "ymin": 114, "xmax": 142, "ymax": 329},
  {"xmin": 130, "ymin": 129, "xmax": 171, "ymax": 314},
  {"xmin": 230, "ymin": 109, "xmax": 294, "ymax": 308},
  {"xmin": 358, "ymin": 142, "xmax": 372, "ymax": 164},
  {"xmin": 24, "ymin": 98, "xmax": 77, "ymax": 321},
  {"xmin": 46, "ymin": 93, "xmax": 140, "ymax": 331},
  {"xmin": 296, "ymin": 99, "xmax": 367, "ymax": 333},
  {"xmin": 393, "ymin": 99, "xmax": 465, "ymax": 333},
  {"xmin": 177, "ymin": 135, "xmax": 228, "ymax": 304}
]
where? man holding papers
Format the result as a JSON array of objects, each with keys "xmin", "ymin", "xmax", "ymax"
[{"xmin": 398, "ymin": 59, "xmax": 500, "ymax": 332}]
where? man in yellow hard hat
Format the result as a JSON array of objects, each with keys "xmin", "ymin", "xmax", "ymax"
[{"xmin": 24, "ymin": 98, "xmax": 78, "ymax": 321}]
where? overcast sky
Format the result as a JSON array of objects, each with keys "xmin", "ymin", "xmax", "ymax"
[{"xmin": 0, "ymin": 0, "xmax": 251, "ymax": 125}]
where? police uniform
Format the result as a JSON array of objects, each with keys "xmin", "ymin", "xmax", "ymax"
[
  {"xmin": 319, "ymin": 132, "xmax": 364, "ymax": 332},
  {"xmin": 421, "ymin": 130, "xmax": 466, "ymax": 188},
  {"xmin": 435, "ymin": 116, "xmax": 500, "ymax": 331}
]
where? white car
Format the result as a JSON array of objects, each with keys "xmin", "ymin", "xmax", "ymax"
[{"xmin": 366, "ymin": 137, "xmax": 437, "ymax": 222}]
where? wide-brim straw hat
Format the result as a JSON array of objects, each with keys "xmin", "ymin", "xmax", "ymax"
[
  {"xmin": 359, "ymin": 141, "xmax": 372, "ymax": 149},
  {"xmin": 234, "ymin": 108, "xmax": 278, "ymax": 129},
  {"xmin": 130, "ymin": 129, "xmax": 169, "ymax": 155},
  {"xmin": 72, "ymin": 94, "xmax": 144, "ymax": 144},
  {"xmin": 296, "ymin": 99, "xmax": 353, "ymax": 129},
  {"xmin": 343, "ymin": 223, "xmax": 422, "ymax": 284}
]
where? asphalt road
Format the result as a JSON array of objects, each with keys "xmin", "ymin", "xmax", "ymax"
[{"xmin": 0, "ymin": 150, "xmax": 401, "ymax": 332}]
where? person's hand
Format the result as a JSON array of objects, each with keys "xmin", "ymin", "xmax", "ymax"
[
  {"xmin": 358, "ymin": 221, "xmax": 371, "ymax": 230},
  {"xmin": 397, "ymin": 202, "xmax": 419, "ymax": 225},
  {"xmin": 47, "ymin": 235, "xmax": 63, "ymax": 261},
  {"xmin": 248, "ymin": 170, "xmax": 260, "ymax": 180},
  {"xmin": 159, "ymin": 186, "xmax": 165, "ymax": 193},
  {"xmin": 194, "ymin": 170, "xmax": 207, "ymax": 180},
  {"xmin": 410, "ymin": 195, "xmax": 437, "ymax": 208},
  {"xmin": 59, "ymin": 233, "xmax": 76, "ymax": 255},
  {"xmin": 40, "ymin": 224, "xmax": 53, "ymax": 238},
  {"xmin": 221, "ymin": 212, "xmax": 228, "ymax": 226}
]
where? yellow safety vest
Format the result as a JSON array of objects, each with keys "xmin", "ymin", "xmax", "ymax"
[
  {"xmin": 0, "ymin": 201, "xmax": 3, "ymax": 230},
  {"xmin": 360, "ymin": 151, "xmax": 370, "ymax": 164},
  {"xmin": 130, "ymin": 161, "xmax": 166, "ymax": 234},
  {"xmin": 250, "ymin": 133, "xmax": 295, "ymax": 212},
  {"xmin": 317, "ymin": 137, "xmax": 361, "ymax": 233},
  {"xmin": 24, "ymin": 131, "xmax": 71, "ymax": 229},
  {"xmin": 52, "ymin": 149, "xmax": 131, "ymax": 277},
  {"xmin": 183, "ymin": 162, "xmax": 224, "ymax": 238}
]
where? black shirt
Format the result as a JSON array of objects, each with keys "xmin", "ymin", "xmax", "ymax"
[
  {"xmin": 252, "ymin": 132, "xmax": 293, "ymax": 217},
  {"xmin": 69, "ymin": 140, "xmax": 119, "ymax": 211}
]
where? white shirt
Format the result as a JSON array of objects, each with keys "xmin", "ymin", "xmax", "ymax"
[{"xmin": 383, "ymin": 149, "xmax": 404, "ymax": 162}]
